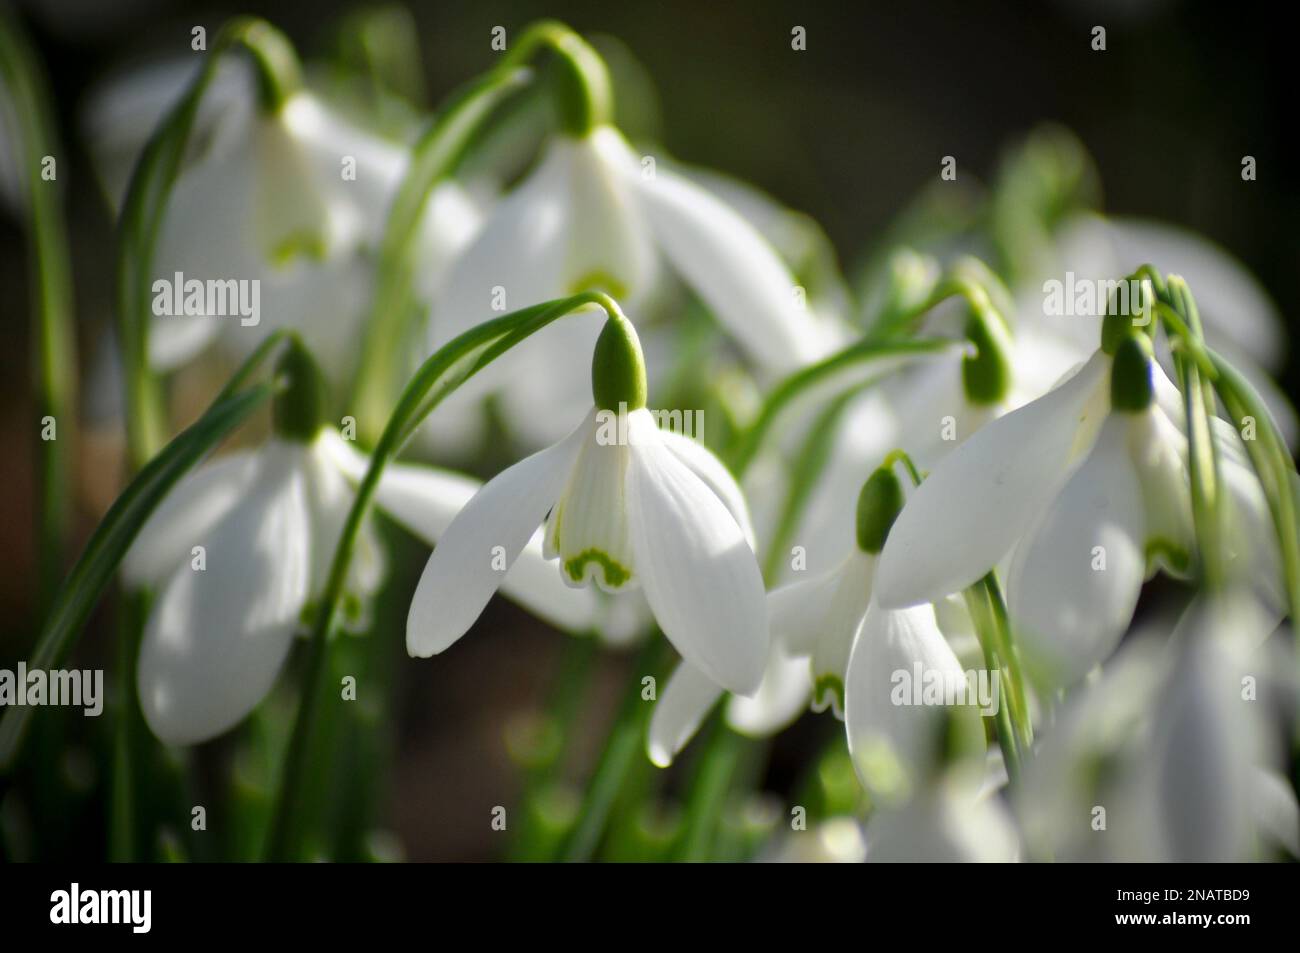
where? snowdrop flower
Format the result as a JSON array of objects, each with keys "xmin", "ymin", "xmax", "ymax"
[
  {"xmin": 875, "ymin": 334, "xmax": 1203, "ymax": 687},
  {"xmin": 649, "ymin": 466, "xmax": 983, "ymax": 789},
  {"xmin": 408, "ymin": 317, "xmax": 769, "ymax": 694},
  {"xmin": 424, "ymin": 118, "xmax": 845, "ymax": 452},
  {"xmin": 122, "ymin": 344, "xmax": 590, "ymax": 744},
  {"xmin": 1020, "ymin": 596, "xmax": 1296, "ymax": 862},
  {"xmin": 90, "ymin": 57, "xmax": 482, "ymax": 378},
  {"xmin": 1017, "ymin": 211, "xmax": 1296, "ymax": 444},
  {"xmin": 747, "ymin": 287, "xmax": 1082, "ymax": 587},
  {"xmin": 647, "ymin": 468, "xmax": 902, "ymax": 767}
]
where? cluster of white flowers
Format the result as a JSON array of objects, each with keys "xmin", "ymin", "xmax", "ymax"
[{"xmin": 33, "ymin": 18, "xmax": 1295, "ymax": 862}]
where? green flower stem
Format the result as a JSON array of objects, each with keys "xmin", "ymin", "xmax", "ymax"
[
  {"xmin": 263, "ymin": 292, "xmax": 628, "ymax": 861},
  {"xmin": 556, "ymin": 636, "xmax": 668, "ymax": 861},
  {"xmin": 961, "ymin": 579, "xmax": 1022, "ymax": 782},
  {"xmin": 0, "ymin": 333, "xmax": 293, "ymax": 770},
  {"xmin": 0, "ymin": 15, "xmax": 78, "ymax": 618},
  {"xmin": 869, "ymin": 261, "xmax": 1010, "ymax": 343},
  {"xmin": 115, "ymin": 17, "xmax": 302, "ymax": 471},
  {"xmin": 508, "ymin": 633, "xmax": 599, "ymax": 861},
  {"xmin": 350, "ymin": 64, "xmax": 531, "ymax": 444},
  {"xmin": 671, "ymin": 718, "xmax": 754, "ymax": 862},
  {"xmin": 350, "ymin": 20, "xmax": 614, "ymax": 444},
  {"xmin": 760, "ymin": 389, "xmax": 859, "ymax": 582},
  {"xmin": 881, "ymin": 447, "xmax": 925, "ymax": 487},
  {"xmin": 498, "ymin": 20, "xmax": 613, "ymax": 136},
  {"xmin": 726, "ymin": 337, "xmax": 958, "ymax": 475},
  {"xmin": 1156, "ymin": 278, "xmax": 1226, "ymax": 590},
  {"xmin": 1206, "ymin": 350, "xmax": 1300, "ymax": 621}
]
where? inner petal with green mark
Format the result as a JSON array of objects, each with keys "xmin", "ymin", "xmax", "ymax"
[{"xmin": 544, "ymin": 420, "xmax": 636, "ymax": 593}]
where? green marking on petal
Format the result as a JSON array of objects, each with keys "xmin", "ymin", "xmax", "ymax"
[
  {"xmin": 1146, "ymin": 537, "xmax": 1191, "ymax": 577},
  {"xmin": 569, "ymin": 270, "xmax": 628, "ymax": 299},
  {"xmin": 269, "ymin": 230, "xmax": 330, "ymax": 268},
  {"xmin": 813, "ymin": 674, "xmax": 845, "ymax": 715},
  {"xmin": 564, "ymin": 548, "xmax": 631, "ymax": 588}
]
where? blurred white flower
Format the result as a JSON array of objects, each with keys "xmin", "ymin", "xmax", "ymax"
[
  {"xmin": 83, "ymin": 58, "xmax": 483, "ymax": 380},
  {"xmin": 1018, "ymin": 211, "xmax": 1296, "ymax": 444},
  {"xmin": 863, "ymin": 774, "xmax": 1020, "ymax": 862},
  {"xmin": 122, "ymin": 427, "xmax": 594, "ymax": 745},
  {"xmin": 1020, "ymin": 595, "xmax": 1298, "ymax": 862},
  {"xmin": 423, "ymin": 123, "xmax": 847, "ymax": 452}
]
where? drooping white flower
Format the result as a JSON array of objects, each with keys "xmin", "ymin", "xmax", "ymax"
[
  {"xmin": 647, "ymin": 468, "xmax": 899, "ymax": 767},
  {"xmin": 648, "ymin": 466, "xmax": 983, "ymax": 782},
  {"xmin": 874, "ymin": 346, "xmax": 1115, "ymax": 610},
  {"xmin": 880, "ymin": 330, "xmax": 1284, "ymax": 689},
  {"xmin": 123, "ymin": 427, "xmax": 376, "ymax": 745},
  {"xmin": 1018, "ymin": 211, "xmax": 1296, "ymax": 444},
  {"xmin": 85, "ymin": 58, "xmax": 483, "ymax": 379},
  {"xmin": 1020, "ymin": 595, "xmax": 1296, "ymax": 862},
  {"xmin": 422, "ymin": 123, "xmax": 847, "ymax": 452},
  {"xmin": 845, "ymin": 601, "xmax": 985, "ymax": 803},
  {"xmin": 121, "ymin": 347, "xmax": 595, "ymax": 744},
  {"xmin": 407, "ymin": 318, "xmax": 768, "ymax": 694}
]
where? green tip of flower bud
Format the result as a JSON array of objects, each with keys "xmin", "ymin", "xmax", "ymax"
[
  {"xmin": 1109, "ymin": 333, "xmax": 1155, "ymax": 414},
  {"xmin": 856, "ymin": 467, "xmax": 905, "ymax": 554},
  {"xmin": 591, "ymin": 317, "xmax": 647, "ymax": 412},
  {"xmin": 961, "ymin": 307, "xmax": 1013, "ymax": 406},
  {"xmin": 273, "ymin": 339, "xmax": 327, "ymax": 441}
]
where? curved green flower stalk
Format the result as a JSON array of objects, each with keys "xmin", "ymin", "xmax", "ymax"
[
  {"xmin": 0, "ymin": 331, "xmax": 297, "ymax": 771},
  {"xmin": 1204, "ymin": 352, "xmax": 1300, "ymax": 621},
  {"xmin": 0, "ymin": 13, "xmax": 77, "ymax": 616},
  {"xmin": 726, "ymin": 336, "xmax": 958, "ymax": 476},
  {"xmin": 350, "ymin": 19, "xmax": 612, "ymax": 445},
  {"xmin": 115, "ymin": 17, "xmax": 302, "ymax": 471},
  {"xmin": 264, "ymin": 291, "xmax": 630, "ymax": 861}
]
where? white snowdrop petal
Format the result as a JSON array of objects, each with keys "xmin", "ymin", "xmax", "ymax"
[
  {"xmin": 321, "ymin": 431, "xmax": 600, "ymax": 635},
  {"xmin": 726, "ymin": 645, "xmax": 812, "ymax": 737},
  {"xmin": 632, "ymin": 158, "xmax": 828, "ymax": 372},
  {"xmin": 550, "ymin": 423, "xmax": 636, "ymax": 591},
  {"xmin": 432, "ymin": 138, "xmax": 574, "ymax": 350},
  {"xmin": 1129, "ymin": 408, "xmax": 1192, "ymax": 575},
  {"xmin": 657, "ymin": 427, "xmax": 756, "ymax": 548},
  {"xmin": 875, "ymin": 350, "xmax": 1110, "ymax": 608},
  {"xmin": 137, "ymin": 445, "xmax": 312, "ymax": 745},
  {"xmin": 564, "ymin": 129, "xmax": 656, "ymax": 301},
  {"xmin": 845, "ymin": 602, "xmax": 979, "ymax": 802},
  {"xmin": 767, "ymin": 565, "xmax": 842, "ymax": 654},
  {"xmin": 1007, "ymin": 416, "xmax": 1147, "ymax": 689},
  {"xmin": 864, "ymin": 780, "xmax": 1020, "ymax": 862},
  {"xmin": 405, "ymin": 418, "xmax": 585, "ymax": 656},
  {"xmin": 647, "ymin": 661, "xmax": 723, "ymax": 768},
  {"xmin": 122, "ymin": 449, "xmax": 260, "ymax": 586},
  {"xmin": 627, "ymin": 417, "xmax": 768, "ymax": 695}
]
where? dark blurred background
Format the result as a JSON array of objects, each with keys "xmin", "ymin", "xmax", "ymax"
[{"xmin": 1, "ymin": 0, "xmax": 1295, "ymax": 860}]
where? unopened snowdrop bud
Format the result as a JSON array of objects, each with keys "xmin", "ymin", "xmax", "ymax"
[
  {"xmin": 590, "ymin": 316, "xmax": 647, "ymax": 411},
  {"xmin": 1109, "ymin": 333, "xmax": 1154, "ymax": 414},
  {"xmin": 855, "ymin": 466, "xmax": 904, "ymax": 554},
  {"xmin": 272, "ymin": 339, "xmax": 327, "ymax": 442},
  {"xmin": 961, "ymin": 305, "xmax": 1013, "ymax": 406}
]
